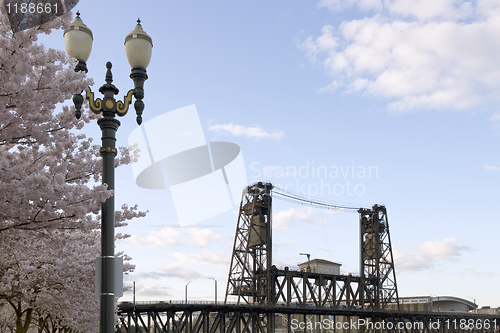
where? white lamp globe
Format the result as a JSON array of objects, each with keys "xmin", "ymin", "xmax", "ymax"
[
  {"xmin": 125, "ymin": 19, "xmax": 153, "ymax": 69},
  {"xmin": 63, "ymin": 12, "xmax": 93, "ymax": 62}
]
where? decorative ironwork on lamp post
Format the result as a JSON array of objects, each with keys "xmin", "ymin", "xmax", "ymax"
[{"xmin": 63, "ymin": 12, "xmax": 153, "ymax": 333}]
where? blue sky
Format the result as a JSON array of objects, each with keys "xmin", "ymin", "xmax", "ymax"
[{"xmin": 36, "ymin": 0, "xmax": 499, "ymax": 307}]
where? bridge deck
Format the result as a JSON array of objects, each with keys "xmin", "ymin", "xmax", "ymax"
[{"xmin": 118, "ymin": 302, "xmax": 500, "ymax": 333}]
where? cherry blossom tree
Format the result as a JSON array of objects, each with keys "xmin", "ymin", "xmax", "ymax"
[
  {"xmin": 0, "ymin": 228, "xmax": 103, "ymax": 333},
  {"xmin": 0, "ymin": 7, "xmax": 144, "ymax": 234},
  {"xmin": 0, "ymin": 7, "xmax": 145, "ymax": 333},
  {"xmin": 0, "ymin": 230, "xmax": 135, "ymax": 333}
]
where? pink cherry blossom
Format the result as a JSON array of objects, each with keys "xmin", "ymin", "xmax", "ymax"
[{"xmin": 0, "ymin": 9, "xmax": 146, "ymax": 333}]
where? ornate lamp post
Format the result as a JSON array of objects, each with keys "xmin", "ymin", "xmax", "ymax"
[{"xmin": 63, "ymin": 13, "xmax": 153, "ymax": 333}]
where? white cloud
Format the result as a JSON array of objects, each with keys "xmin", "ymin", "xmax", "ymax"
[
  {"xmin": 134, "ymin": 284, "xmax": 172, "ymax": 298},
  {"xmin": 386, "ymin": 0, "xmax": 475, "ymax": 21},
  {"xmin": 209, "ymin": 123, "xmax": 284, "ymax": 140},
  {"xmin": 484, "ymin": 164, "xmax": 500, "ymax": 171},
  {"xmin": 462, "ymin": 268, "xmax": 496, "ymax": 278},
  {"xmin": 394, "ymin": 238, "xmax": 471, "ymax": 272},
  {"xmin": 170, "ymin": 249, "xmax": 230, "ymax": 269},
  {"xmin": 317, "ymin": 80, "xmax": 342, "ymax": 94},
  {"xmin": 273, "ymin": 207, "xmax": 341, "ymax": 230},
  {"xmin": 318, "ymin": 0, "xmax": 491, "ymax": 21},
  {"xmin": 318, "ymin": 0, "xmax": 382, "ymax": 13},
  {"xmin": 303, "ymin": 0, "xmax": 500, "ymax": 112},
  {"xmin": 273, "ymin": 207, "xmax": 316, "ymax": 230},
  {"xmin": 488, "ymin": 111, "xmax": 500, "ymax": 127},
  {"xmin": 126, "ymin": 227, "xmax": 224, "ymax": 249},
  {"xmin": 136, "ymin": 266, "xmax": 204, "ymax": 280}
]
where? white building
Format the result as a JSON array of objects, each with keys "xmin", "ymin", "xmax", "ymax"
[
  {"xmin": 473, "ymin": 306, "xmax": 500, "ymax": 315},
  {"xmin": 390, "ymin": 296, "xmax": 478, "ymax": 313},
  {"xmin": 298, "ymin": 258, "xmax": 341, "ymax": 275}
]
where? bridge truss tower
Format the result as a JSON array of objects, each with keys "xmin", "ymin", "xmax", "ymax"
[
  {"xmin": 225, "ymin": 182, "xmax": 273, "ymax": 304},
  {"xmin": 359, "ymin": 204, "xmax": 399, "ymax": 309},
  {"xmin": 225, "ymin": 183, "xmax": 399, "ymax": 310}
]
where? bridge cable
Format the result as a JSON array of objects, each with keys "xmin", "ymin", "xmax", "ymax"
[{"xmin": 271, "ymin": 187, "xmax": 364, "ymax": 212}]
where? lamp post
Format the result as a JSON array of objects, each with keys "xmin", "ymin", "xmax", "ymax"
[
  {"xmin": 299, "ymin": 253, "xmax": 311, "ymax": 272},
  {"xmin": 430, "ymin": 294, "xmax": 440, "ymax": 312},
  {"xmin": 209, "ymin": 278, "xmax": 217, "ymax": 304},
  {"xmin": 63, "ymin": 13, "xmax": 153, "ymax": 333},
  {"xmin": 465, "ymin": 296, "xmax": 477, "ymax": 312},
  {"xmin": 466, "ymin": 296, "xmax": 476, "ymax": 305},
  {"xmin": 186, "ymin": 281, "xmax": 193, "ymax": 304}
]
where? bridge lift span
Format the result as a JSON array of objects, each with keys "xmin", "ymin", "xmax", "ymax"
[{"xmin": 224, "ymin": 182, "xmax": 399, "ymax": 310}]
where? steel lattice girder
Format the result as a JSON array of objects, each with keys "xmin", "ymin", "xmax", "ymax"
[
  {"xmin": 359, "ymin": 205, "xmax": 399, "ymax": 309},
  {"xmin": 271, "ymin": 268, "xmax": 363, "ymax": 308},
  {"xmin": 225, "ymin": 182, "xmax": 273, "ymax": 305},
  {"xmin": 117, "ymin": 303, "xmax": 500, "ymax": 333}
]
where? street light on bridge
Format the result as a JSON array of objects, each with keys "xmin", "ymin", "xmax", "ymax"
[
  {"xmin": 466, "ymin": 296, "xmax": 476, "ymax": 305},
  {"xmin": 209, "ymin": 278, "xmax": 218, "ymax": 304},
  {"xmin": 63, "ymin": 12, "xmax": 153, "ymax": 333},
  {"xmin": 430, "ymin": 294, "xmax": 440, "ymax": 312},
  {"xmin": 186, "ymin": 281, "xmax": 193, "ymax": 303}
]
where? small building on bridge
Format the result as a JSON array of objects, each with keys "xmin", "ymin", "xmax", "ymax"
[{"xmin": 298, "ymin": 258, "xmax": 341, "ymax": 275}]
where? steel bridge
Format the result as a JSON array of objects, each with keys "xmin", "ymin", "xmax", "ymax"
[
  {"xmin": 117, "ymin": 182, "xmax": 500, "ymax": 333},
  {"xmin": 117, "ymin": 302, "xmax": 500, "ymax": 333}
]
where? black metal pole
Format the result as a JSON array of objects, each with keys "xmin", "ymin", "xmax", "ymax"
[
  {"xmin": 88, "ymin": 62, "xmax": 123, "ymax": 333},
  {"xmin": 75, "ymin": 61, "xmax": 147, "ymax": 333},
  {"xmin": 99, "ymin": 112, "xmax": 119, "ymax": 333},
  {"xmin": 211, "ymin": 278, "xmax": 217, "ymax": 304}
]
